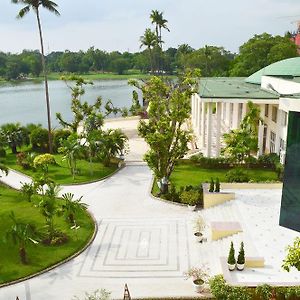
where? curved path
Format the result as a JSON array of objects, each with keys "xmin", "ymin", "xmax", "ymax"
[{"xmin": 0, "ymin": 119, "xmax": 203, "ymax": 300}]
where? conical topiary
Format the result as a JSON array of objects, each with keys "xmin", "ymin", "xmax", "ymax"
[
  {"xmin": 209, "ymin": 177, "xmax": 214, "ymax": 192},
  {"xmin": 227, "ymin": 241, "xmax": 236, "ymax": 265},
  {"xmin": 237, "ymin": 241, "xmax": 245, "ymax": 265},
  {"xmin": 215, "ymin": 177, "xmax": 220, "ymax": 192}
]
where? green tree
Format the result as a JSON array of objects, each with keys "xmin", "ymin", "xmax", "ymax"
[
  {"xmin": 130, "ymin": 69, "xmax": 200, "ymax": 193},
  {"xmin": 150, "ymin": 10, "xmax": 169, "ymax": 49},
  {"xmin": 30, "ymin": 127, "xmax": 49, "ymax": 152},
  {"xmin": 140, "ymin": 28, "xmax": 157, "ymax": 73},
  {"xmin": 33, "ymin": 153, "xmax": 56, "ymax": 173},
  {"xmin": 230, "ymin": 33, "xmax": 298, "ymax": 76},
  {"xmin": 1, "ymin": 123, "xmax": 29, "ymax": 154},
  {"xmin": 12, "ymin": 0, "xmax": 60, "ymax": 153},
  {"xmin": 58, "ymin": 134, "xmax": 83, "ymax": 179},
  {"xmin": 6, "ymin": 211, "xmax": 38, "ymax": 264},
  {"xmin": 61, "ymin": 192, "xmax": 88, "ymax": 225}
]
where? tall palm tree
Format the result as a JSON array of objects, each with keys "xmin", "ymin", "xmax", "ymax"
[
  {"xmin": 12, "ymin": 0, "xmax": 60, "ymax": 153},
  {"xmin": 150, "ymin": 10, "xmax": 170, "ymax": 49},
  {"xmin": 140, "ymin": 28, "xmax": 157, "ymax": 73}
]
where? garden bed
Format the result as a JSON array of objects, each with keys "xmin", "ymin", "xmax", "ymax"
[{"xmin": 0, "ymin": 183, "xmax": 95, "ymax": 285}]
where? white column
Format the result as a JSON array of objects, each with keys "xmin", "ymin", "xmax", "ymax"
[
  {"xmin": 206, "ymin": 102, "xmax": 213, "ymax": 157},
  {"xmin": 201, "ymin": 102, "xmax": 206, "ymax": 148},
  {"xmin": 232, "ymin": 103, "xmax": 240, "ymax": 129},
  {"xmin": 191, "ymin": 95, "xmax": 195, "ymax": 125},
  {"xmin": 197, "ymin": 99, "xmax": 201, "ymax": 134},
  {"xmin": 226, "ymin": 102, "xmax": 231, "ymax": 128},
  {"xmin": 258, "ymin": 104, "xmax": 265, "ymax": 156},
  {"xmin": 195, "ymin": 99, "xmax": 199, "ymax": 133},
  {"xmin": 242, "ymin": 102, "xmax": 247, "ymax": 120},
  {"xmin": 275, "ymin": 108, "xmax": 282, "ymax": 154},
  {"xmin": 216, "ymin": 102, "xmax": 222, "ymax": 157}
]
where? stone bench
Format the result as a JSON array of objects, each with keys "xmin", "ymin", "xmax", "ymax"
[
  {"xmin": 211, "ymin": 221, "xmax": 242, "ymax": 240},
  {"xmin": 245, "ymin": 256, "xmax": 265, "ymax": 268}
]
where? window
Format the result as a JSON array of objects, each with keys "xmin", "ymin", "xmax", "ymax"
[
  {"xmin": 265, "ymin": 104, "xmax": 269, "ymax": 117},
  {"xmin": 280, "ymin": 138, "xmax": 285, "ymax": 153},
  {"xmin": 281, "ymin": 111, "xmax": 288, "ymax": 126},
  {"xmin": 272, "ymin": 106, "xmax": 278, "ymax": 123},
  {"xmin": 270, "ymin": 131, "xmax": 276, "ymax": 153},
  {"xmin": 238, "ymin": 103, "xmax": 243, "ymax": 124}
]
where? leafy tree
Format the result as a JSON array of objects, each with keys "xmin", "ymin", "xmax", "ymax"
[
  {"xmin": 282, "ymin": 237, "xmax": 300, "ymax": 272},
  {"xmin": 12, "ymin": 0, "xmax": 60, "ymax": 153},
  {"xmin": 222, "ymin": 101, "xmax": 262, "ymax": 163},
  {"xmin": 230, "ymin": 33, "xmax": 298, "ymax": 76},
  {"xmin": 38, "ymin": 182, "xmax": 61, "ymax": 240},
  {"xmin": 150, "ymin": 10, "xmax": 169, "ymax": 49},
  {"xmin": 52, "ymin": 128, "xmax": 71, "ymax": 153},
  {"xmin": 111, "ymin": 58, "xmax": 130, "ymax": 75},
  {"xmin": 0, "ymin": 123, "xmax": 29, "ymax": 154},
  {"xmin": 130, "ymin": 69, "xmax": 200, "ymax": 193},
  {"xmin": 6, "ymin": 211, "xmax": 38, "ymax": 264},
  {"xmin": 140, "ymin": 28, "xmax": 157, "ymax": 73},
  {"xmin": 61, "ymin": 192, "xmax": 88, "ymax": 225},
  {"xmin": 58, "ymin": 133, "xmax": 83, "ymax": 179},
  {"xmin": 20, "ymin": 182, "xmax": 36, "ymax": 201}
]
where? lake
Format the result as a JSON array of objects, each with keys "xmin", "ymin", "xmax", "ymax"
[{"xmin": 0, "ymin": 80, "xmax": 137, "ymax": 128}]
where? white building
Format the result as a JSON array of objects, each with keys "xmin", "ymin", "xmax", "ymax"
[{"xmin": 191, "ymin": 57, "xmax": 300, "ymax": 161}]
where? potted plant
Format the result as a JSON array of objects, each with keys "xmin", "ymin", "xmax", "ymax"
[
  {"xmin": 184, "ymin": 266, "xmax": 209, "ymax": 293},
  {"xmin": 215, "ymin": 177, "xmax": 220, "ymax": 192},
  {"xmin": 209, "ymin": 177, "xmax": 214, "ymax": 192},
  {"xmin": 227, "ymin": 241, "xmax": 236, "ymax": 271},
  {"xmin": 237, "ymin": 242, "xmax": 245, "ymax": 270},
  {"xmin": 193, "ymin": 214, "xmax": 206, "ymax": 242},
  {"xmin": 180, "ymin": 190, "xmax": 199, "ymax": 211}
]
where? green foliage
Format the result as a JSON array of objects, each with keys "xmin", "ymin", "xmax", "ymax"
[
  {"xmin": 282, "ymin": 237, "xmax": 300, "ymax": 272},
  {"xmin": 230, "ymin": 33, "xmax": 298, "ymax": 76},
  {"xmin": 209, "ymin": 275, "xmax": 251, "ymax": 300},
  {"xmin": 227, "ymin": 241, "xmax": 236, "ymax": 265},
  {"xmin": 225, "ymin": 168, "xmax": 250, "ymax": 183},
  {"xmin": 30, "ymin": 127, "xmax": 49, "ymax": 152},
  {"xmin": 179, "ymin": 189, "xmax": 199, "ymax": 206},
  {"xmin": 237, "ymin": 242, "xmax": 245, "ymax": 265},
  {"xmin": 0, "ymin": 163, "xmax": 8, "ymax": 176},
  {"xmin": 33, "ymin": 153, "xmax": 56, "ymax": 173},
  {"xmin": 256, "ymin": 284, "xmax": 274, "ymax": 300},
  {"xmin": 20, "ymin": 182, "xmax": 36, "ymax": 202},
  {"xmin": 209, "ymin": 177, "xmax": 214, "ymax": 192},
  {"xmin": 129, "ymin": 90, "xmax": 143, "ymax": 116},
  {"xmin": 53, "ymin": 129, "xmax": 71, "ymax": 153},
  {"xmin": 131, "ymin": 69, "xmax": 200, "ymax": 193},
  {"xmin": 0, "ymin": 147, "xmax": 6, "ymax": 157},
  {"xmin": 73, "ymin": 289, "xmax": 111, "ymax": 300},
  {"xmin": 215, "ymin": 177, "xmax": 220, "ymax": 192}
]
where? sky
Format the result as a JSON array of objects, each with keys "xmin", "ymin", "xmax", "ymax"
[{"xmin": 1, "ymin": 0, "xmax": 300, "ymax": 54}]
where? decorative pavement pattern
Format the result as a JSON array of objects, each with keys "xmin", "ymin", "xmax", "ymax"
[{"xmin": 78, "ymin": 218, "xmax": 191, "ymax": 279}]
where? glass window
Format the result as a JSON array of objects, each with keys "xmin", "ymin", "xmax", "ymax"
[
  {"xmin": 265, "ymin": 104, "xmax": 269, "ymax": 117},
  {"xmin": 270, "ymin": 131, "xmax": 276, "ymax": 153},
  {"xmin": 272, "ymin": 106, "xmax": 278, "ymax": 123}
]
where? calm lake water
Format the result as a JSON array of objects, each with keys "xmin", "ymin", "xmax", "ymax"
[{"xmin": 0, "ymin": 80, "xmax": 137, "ymax": 128}]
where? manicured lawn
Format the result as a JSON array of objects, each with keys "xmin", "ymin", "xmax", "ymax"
[
  {"xmin": 4, "ymin": 152, "xmax": 117, "ymax": 184},
  {"xmin": 0, "ymin": 183, "xmax": 95, "ymax": 285},
  {"xmin": 170, "ymin": 162, "xmax": 278, "ymax": 188}
]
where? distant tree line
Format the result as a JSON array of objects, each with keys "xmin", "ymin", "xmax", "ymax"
[{"xmin": 0, "ymin": 33, "xmax": 298, "ymax": 80}]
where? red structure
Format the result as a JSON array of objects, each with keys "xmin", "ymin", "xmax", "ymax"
[{"xmin": 289, "ymin": 21, "xmax": 300, "ymax": 54}]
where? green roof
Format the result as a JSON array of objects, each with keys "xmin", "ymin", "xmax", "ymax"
[
  {"xmin": 245, "ymin": 57, "xmax": 300, "ymax": 84},
  {"xmin": 199, "ymin": 77, "xmax": 279, "ymax": 100}
]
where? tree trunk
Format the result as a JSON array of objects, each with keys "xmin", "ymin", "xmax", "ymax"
[
  {"xmin": 36, "ymin": 10, "xmax": 53, "ymax": 153},
  {"xmin": 19, "ymin": 246, "xmax": 27, "ymax": 264},
  {"xmin": 11, "ymin": 144, "xmax": 17, "ymax": 154}
]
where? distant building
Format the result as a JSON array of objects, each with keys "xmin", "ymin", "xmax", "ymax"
[
  {"xmin": 191, "ymin": 57, "xmax": 300, "ymax": 163},
  {"xmin": 289, "ymin": 23, "xmax": 300, "ymax": 54}
]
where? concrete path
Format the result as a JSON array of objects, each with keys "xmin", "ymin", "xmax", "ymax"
[{"xmin": 0, "ymin": 164, "xmax": 203, "ymax": 300}]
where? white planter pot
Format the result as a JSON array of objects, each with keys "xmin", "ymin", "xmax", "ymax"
[
  {"xmin": 188, "ymin": 205, "xmax": 196, "ymax": 211},
  {"xmin": 193, "ymin": 279, "xmax": 204, "ymax": 293},
  {"xmin": 227, "ymin": 263, "xmax": 236, "ymax": 271},
  {"xmin": 236, "ymin": 263, "xmax": 245, "ymax": 271},
  {"xmin": 194, "ymin": 232, "xmax": 203, "ymax": 243}
]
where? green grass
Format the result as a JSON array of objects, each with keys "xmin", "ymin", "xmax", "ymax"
[
  {"xmin": 4, "ymin": 152, "xmax": 117, "ymax": 184},
  {"xmin": 0, "ymin": 183, "xmax": 95, "ymax": 285},
  {"xmin": 152, "ymin": 160, "xmax": 278, "ymax": 195}
]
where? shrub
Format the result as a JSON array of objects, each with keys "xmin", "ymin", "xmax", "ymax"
[
  {"xmin": 16, "ymin": 152, "xmax": 32, "ymax": 169},
  {"xmin": 215, "ymin": 177, "xmax": 220, "ymax": 192},
  {"xmin": 33, "ymin": 153, "xmax": 56, "ymax": 173},
  {"xmin": 53, "ymin": 129, "xmax": 71, "ymax": 153},
  {"xmin": 282, "ymin": 237, "xmax": 300, "ymax": 272},
  {"xmin": 225, "ymin": 168, "xmax": 250, "ymax": 183},
  {"xmin": 0, "ymin": 148, "xmax": 6, "ymax": 157},
  {"xmin": 180, "ymin": 189, "xmax": 199, "ymax": 206},
  {"xmin": 256, "ymin": 284, "xmax": 273, "ymax": 300},
  {"xmin": 209, "ymin": 275, "xmax": 229, "ymax": 300},
  {"xmin": 227, "ymin": 241, "xmax": 236, "ymax": 265},
  {"xmin": 237, "ymin": 242, "xmax": 245, "ymax": 265},
  {"xmin": 30, "ymin": 127, "xmax": 49, "ymax": 152},
  {"xmin": 209, "ymin": 177, "xmax": 214, "ymax": 192},
  {"xmin": 190, "ymin": 154, "xmax": 232, "ymax": 169}
]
